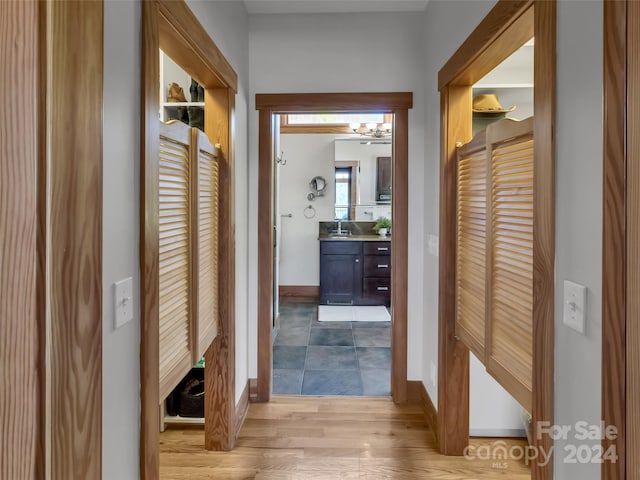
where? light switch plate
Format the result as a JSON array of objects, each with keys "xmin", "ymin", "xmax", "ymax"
[
  {"xmin": 114, "ymin": 277, "xmax": 133, "ymax": 329},
  {"xmin": 563, "ymin": 280, "xmax": 587, "ymax": 334}
]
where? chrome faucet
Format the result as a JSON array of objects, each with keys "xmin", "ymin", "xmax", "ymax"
[{"xmin": 337, "ymin": 219, "xmax": 342, "ymax": 234}]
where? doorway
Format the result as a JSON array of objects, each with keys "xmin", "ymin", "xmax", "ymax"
[
  {"xmin": 255, "ymin": 93, "xmax": 412, "ymax": 403},
  {"xmin": 437, "ymin": 2, "xmax": 555, "ymax": 480},
  {"xmin": 140, "ymin": 2, "xmax": 238, "ymax": 478},
  {"xmin": 272, "ymin": 113, "xmax": 395, "ymax": 396}
]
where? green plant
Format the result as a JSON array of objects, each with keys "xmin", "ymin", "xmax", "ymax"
[{"xmin": 373, "ymin": 216, "xmax": 391, "ymax": 232}]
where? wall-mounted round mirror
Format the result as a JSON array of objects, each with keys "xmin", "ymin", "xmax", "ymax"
[{"xmin": 309, "ymin": 176, "xmax": 327, "ymax": 195}]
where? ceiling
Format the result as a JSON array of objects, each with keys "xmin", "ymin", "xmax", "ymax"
[{"xmin": 244, "ymin": 0, "xmax": 429, "ymax": 15}]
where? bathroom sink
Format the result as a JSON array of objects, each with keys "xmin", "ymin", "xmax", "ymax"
[{"xmin": 327, "ymin": 230, "xmax": 352, "ymax": 238}]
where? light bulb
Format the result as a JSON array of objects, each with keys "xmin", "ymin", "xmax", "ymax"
[
  {"xmin": 349, "ymin": 122, "xmax": 361, "ymax": 131},
  {"xmin": 365, "ymin": 122, "xmax": 377, "ymax": 131},
  {"xmin": 382, "ymin": 122, "xmax": 392, "ymax": 131}
]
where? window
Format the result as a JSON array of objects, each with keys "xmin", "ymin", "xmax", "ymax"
[
  {"xmin": 281, "ymin": 113, "xmax": 393, "ymax": 134},
  {"xmin": 287, "ymin": 113, "xmax": 386, "ymax": 125},
  {"xmin": 335, "ymin": 167, "xmax": 351, "ymax": 220}
]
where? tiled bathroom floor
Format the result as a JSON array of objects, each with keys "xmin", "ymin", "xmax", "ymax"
[{"xmin": 272, "ymin": 299, "xmax": 391, "ymax": 396}]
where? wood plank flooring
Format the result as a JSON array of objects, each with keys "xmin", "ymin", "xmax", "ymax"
[{"xmin": 160, "ymin": 396, "xmax": 531, "ymax": 479}]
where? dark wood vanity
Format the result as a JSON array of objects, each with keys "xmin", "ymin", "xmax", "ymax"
[{"xmin": 319, "ymin": 237, "xmax": 391, "ymax": 307}]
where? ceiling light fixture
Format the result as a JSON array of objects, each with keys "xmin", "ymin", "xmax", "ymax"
[{"xmin": 349, "ymin": 121, "xmax": 392, "ymax": 138}]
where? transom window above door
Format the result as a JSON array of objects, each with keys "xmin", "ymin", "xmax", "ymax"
[{"xmin": 281, "ymin": 113, "xmax": 392, "ymax": 134}]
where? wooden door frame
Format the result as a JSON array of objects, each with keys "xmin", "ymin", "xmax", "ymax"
[
  {"xmin": 140, "ymin": 1, "xmax": 238, "ymax": 478},
  {"xmin": 437, "ymin": 2, "xmax": 556, "ymax": 480},
  {"xmin": 255, "ymin": 93, "xmax": 412, "ymax": 403},
  {"xmin": 602, "ymin": 1, "xmax": 637, "ymax": 478}
]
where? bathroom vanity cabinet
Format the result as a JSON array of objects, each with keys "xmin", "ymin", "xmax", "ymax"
[{"xmin": 319, "ymin": 239, "xmax": 391, "ymax": 307}]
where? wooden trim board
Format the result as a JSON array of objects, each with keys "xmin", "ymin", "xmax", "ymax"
[
  {"xmin": 437, "ymin": 4, "xmax": 555, "ymax": 480},
  {"xmin": 1, "ymin": 3, "xmax": 42, "ymax": 477},
  {"xmin": 279, "ymin": 286, "xmax": 320, "ymax": 298},
  {"xmin": 2, "ymin": 3, "xmax": 104, "ymax": 477},
  {"xmin": 255, "ymin": 92, "xmax": 412, "ymax": 404},
  {"xmin": 438, "ymin": 0, "xmax": 533, "ymax": 90},
  {"xmin": 530, "ymin": 3, "xmax": 556, "ymax": 479},
  {"xmin": 438, "ymin": 85, "xmax": 471, "ymax": 455},
  {"xmin": 602, "ymin": 2, "xmax": 627, "ymax": 479},
  {"xmin": 234, "ymin": 381, "xmax": 251, "ymax": 439},
  {"xmin": 626, "ymin": 4, "xmax": 640, "ymax": 478},
  {"xmin": 407, "ymin": 381, "xmax": 439, "ymax": 447},
  {"xmin": 45, "ymin": 2, "xmax": 104, "ymax": 478}
]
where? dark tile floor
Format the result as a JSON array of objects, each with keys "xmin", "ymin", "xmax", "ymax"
[{"xmin": 272, "ymin": 299, "xmax": 391, "ymax": 396}]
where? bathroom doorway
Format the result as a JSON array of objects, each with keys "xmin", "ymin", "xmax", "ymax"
[
  {"xmin": 255, "ymin": 93, "xmax": 412, "ymax": 403},
  {"xmin": 273, "ymin": 113, "xmax": 394, "ymax": 396}
]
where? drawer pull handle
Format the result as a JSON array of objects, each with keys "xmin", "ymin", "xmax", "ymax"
[
  {"xmin": 377, "ymin": 287, "xmax": 389, "ymax": 291},
  {"xmin": 377, "ymin": 247, "xmax": 389, "ymax": 251},
  {"xmin": 327, "ymin": 300, "xmax": 354, "ymax": 306},
  {"xmin": 377, "ymin": 264, "xmax": 389, "ymax": 268}
]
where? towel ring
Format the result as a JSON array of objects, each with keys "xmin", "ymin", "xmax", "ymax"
[{"xmin": 303, "ymin": 205, "xmax": 316, "ymax": 219}]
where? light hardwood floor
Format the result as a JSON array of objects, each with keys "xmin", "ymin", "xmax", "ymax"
[{"xmin": 160, "ymin": 396, "xmax": 531, "ymax": 479}]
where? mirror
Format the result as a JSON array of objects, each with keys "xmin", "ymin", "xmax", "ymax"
[
  {"xmin": 309, "ymin": 176, "xmax": 327, "ymax": 194},
  {"xmin": 334, "ymin": 139, "xmax": 392, "ymax": 221}
]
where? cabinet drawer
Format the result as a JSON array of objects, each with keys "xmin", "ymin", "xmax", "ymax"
[
  {"xmin": 321, "ymin": 241, "xmax": 362, "ymax": 255},
  {"xmin": 363, "ymin": 277, "xmax": 391, "ymax": 296},
  {"xmin": 363, "ymin": 242, "xmax": 390, "ymax": 255},
  {"xmin": 364, "ymin": 255, "xmax": 391, "ymax": 277}
]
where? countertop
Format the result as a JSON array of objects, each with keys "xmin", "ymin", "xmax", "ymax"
[{"xmin": 318, "ymin": 234, "xmax": 391, "ymax": 242}]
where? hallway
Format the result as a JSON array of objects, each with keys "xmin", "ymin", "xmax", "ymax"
[{"xmin": 159, "ymin": 396, "xmax": 530, "ymax": 479}]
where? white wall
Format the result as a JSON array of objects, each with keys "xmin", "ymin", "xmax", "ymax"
[
  {"xmin": 249, "ymin": 11, "xmax": 426, "ymax": 381},
  {"xmin": 422, "ymin": 0, "xmax": 495, "ymax": 403},
  {"xmin": 470, "ymin": 354, "xmax": 525, "ymax": 437},
  {"xmin": 186, "ymin": 0, "xmax": 251, "ymax": 406},
  {"xmin": 278, "ymin": 134, "xmax": 336, "ymax": 286},
  {"xmin": 102, "ymin": 1, "xmax": 141, "ymax": 478},
  {"xmin": 554, "ymin": 2, "xmax": 602, "ymax": 478}
]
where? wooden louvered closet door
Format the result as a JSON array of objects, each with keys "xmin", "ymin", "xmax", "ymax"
[
  {"xmin": 455, "ymin": 131, "xmax": 487, "ymax": 360},
  {"xmin": 158, "ymin": 121, "xmax": 194, "ymax": 402},
  {"xmin": 454, "ymin": 116, "xmax": 534, "ymax": 413},
  {"xmin": 191, "ymin": 128, "xmax": 220, "ymax": 363},
  {"xmin": 485, "ymin": 117, "xmax": 534, "ymax": 412}
]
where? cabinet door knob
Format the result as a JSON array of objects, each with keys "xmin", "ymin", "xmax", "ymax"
[{"xmin": 355, "ymin": 258, "xmax": 359, "ymax": 262}]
